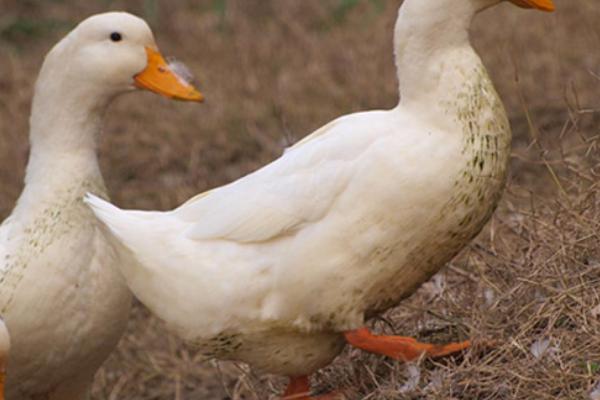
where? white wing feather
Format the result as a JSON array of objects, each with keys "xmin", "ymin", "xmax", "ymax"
[
  {"xmin": 175, "ymin": 113, "xmax": 380, "ymax": 243},
  {"xmin": 179, "ymin": 162, "xmax": 350, "ymax": 242}
]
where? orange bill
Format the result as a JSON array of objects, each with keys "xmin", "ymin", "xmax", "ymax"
[
  {"xmin": 134, "ymin": 47, "xmax": 204, "ymax": 102},
  {"xmin": 510, "ymin": 0, "xmax": 555, "ymax": 11}
]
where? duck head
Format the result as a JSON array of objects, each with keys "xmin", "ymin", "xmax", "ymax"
[{"xmin": 38, "ymin": 12, "xmax": 203, "ymax": 103}]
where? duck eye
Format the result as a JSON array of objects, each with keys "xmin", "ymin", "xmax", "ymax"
[{"xmin": 110, "ymin": 32, "xmax": 122, "ymax": 42}]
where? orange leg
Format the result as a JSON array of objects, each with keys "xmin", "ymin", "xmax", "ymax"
[
  {"xmin": 344, "ymin": 327, "xmax": 470, "ymax": 362},
  {"xmin": 282, "ymin": 376, "xmax": 311, "ymax": 399},
  {"xmin": 281, "ymin": 376, "xmax": 343, "ymax": 400}
]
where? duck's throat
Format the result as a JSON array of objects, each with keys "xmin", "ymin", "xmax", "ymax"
[
  {"xmin": 393, "ymin": 0, "xmax": 498, "ymax": 108},
  {"xmin": 25, "ymin": 80, "xmax": 110, "ymax": 189}
]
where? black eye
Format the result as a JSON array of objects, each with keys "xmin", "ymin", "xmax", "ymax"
[{"xmin": 110, "ymin": 32, "xmax": 122, "ymax": 42}]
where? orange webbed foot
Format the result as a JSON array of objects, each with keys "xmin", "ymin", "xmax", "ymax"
[
  {"xmin": 282, "ymin": 376, "xmax": 345, "ymax": 400},
  {"xmin": 344, "ymin": 327, "xmax": 471, "ymax": 361}
]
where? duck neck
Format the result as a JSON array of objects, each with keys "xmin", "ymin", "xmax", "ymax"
[
  {"xmin": 25, "ymin": 71, "xmax": 112, "ymax": 193},
  {"xmin": 394, "ymin": 0, "xmax": 497, "ymax": 111}
]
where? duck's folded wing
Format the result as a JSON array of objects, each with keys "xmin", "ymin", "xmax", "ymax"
[
  {"xmin": 178, "ymin": 156, "xmax": 353, "ymax": 243},
  {"xmin": 175, "ymin": 109, "xmax": 397, "ymax": 244}
]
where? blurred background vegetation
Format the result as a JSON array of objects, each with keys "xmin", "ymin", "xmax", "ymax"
[
  {"xmin": 1, "ymin": 0, "xmax": 599, "ymax": 398},
  {"xmin": 2, "ymin": 0, "xmax": 599, "ymax": 215}
]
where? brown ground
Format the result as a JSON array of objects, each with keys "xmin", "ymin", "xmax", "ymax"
[{"xmin": 1, "ymin": 0, "xmax": 599, "ymax": 399}]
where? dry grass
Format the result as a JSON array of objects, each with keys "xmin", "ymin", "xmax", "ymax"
[{"xmin": 1, "ymin": 0, "xmax": 600, "ymax": 398}]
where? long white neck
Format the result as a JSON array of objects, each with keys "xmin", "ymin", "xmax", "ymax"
[
  {"xmin": 24, "ymin": 51, "xmax": 113, "ymax": 192},
  {"xmin": 394, "ymin": 0, "xmax": 497, "ymax": 110}
]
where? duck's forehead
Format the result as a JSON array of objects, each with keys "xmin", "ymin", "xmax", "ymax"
[{"xmin": 75, "ymin": 12, "xmax": 154, "ymax": 43}]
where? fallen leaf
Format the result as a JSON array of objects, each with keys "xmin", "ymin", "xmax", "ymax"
[
  {"xmin": 530, "ymin": 338, "xmax": 559, "ymax": 360},
  {"xmin": 398, "ymin": 364, "xmax": 421, "ymax": 394},
  {"xmin": 590, "ymin": 381, "xmax": 600, "ymax": 400},
  {"xmin": 484, "ymin": 288, "xmax": 495, "ymax": 307},
  {"xmin": 423, "ymin": 274, "xmax": 446, "ymax": 299}
]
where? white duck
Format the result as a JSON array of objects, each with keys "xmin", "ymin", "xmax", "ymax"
[
  {"xmin": 86, "ymin": 0, "xmax": 554, "ymax": 398},
  {"xmin": 0, "ymin": 12, "xmax": 202, "ymax": 400}
]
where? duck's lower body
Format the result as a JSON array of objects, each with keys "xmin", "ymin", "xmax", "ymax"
[
  {"xmin": 195, "ymin": 324, "xmax": 470, "ymax": 399},
  {"xmin": 4, "ymin": 284, "xmax": 131, "ymax": 400},
  {"xmin": 1, "ymin": 240, "xmax": 133, "ymax": 400},
  {"xmin": 5, "ymin": 306, "xmax": 131, "ymax": 400}
]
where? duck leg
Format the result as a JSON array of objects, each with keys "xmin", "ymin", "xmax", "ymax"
[
  {"xmin": 282, "ymin": 376, "xmax": 343, "ymax": 400},
  {"xmin": 344, "ymin": 327, "xmax": 470, "ymax": 361}
]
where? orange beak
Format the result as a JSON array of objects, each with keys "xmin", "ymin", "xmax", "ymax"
[
  {"xmin": 510, "ymin": 0, "xmax": 555, "ymax": 12},
  {"xmin": 134, "ymin": 47, "xmax": 204, "ymax": 102}
]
